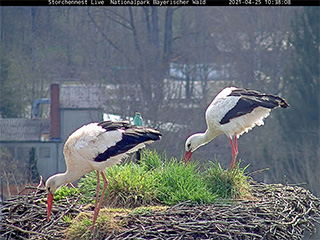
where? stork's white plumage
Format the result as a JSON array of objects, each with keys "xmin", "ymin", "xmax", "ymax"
[
  {"xmin": 46, "ymin": 121, "xmax": 161, "ymax": 227},
  {"xmin": 184, "ymin": 87, "xmax": 289, "ymax": 168}
]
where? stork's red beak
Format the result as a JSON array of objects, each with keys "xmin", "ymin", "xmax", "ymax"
[
  {"xmin": 47, "ymin": 192, "xmax": 54, "ymax": 221},
  {"xmin": 183, "ymin": 150, "xmax": 192, "ymax": 163}
]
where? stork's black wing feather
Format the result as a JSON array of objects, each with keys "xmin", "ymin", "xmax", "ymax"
[
  {"xmin": 97, "ymin": 121, "xmax": 132, "ymax": 131},
  {"xmin": 220, "ymin": 88, "xmax": 289, "ymax": 125},
  {"xmin": 94, "ymin": 123, "xmax": 162, "ymax": 162}
]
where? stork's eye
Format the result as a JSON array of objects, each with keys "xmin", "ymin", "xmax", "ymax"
[
  {"xmin": 187, "ymin": 143, "xmax": 191, "ymax": 150},
  {"xmin": 48, "ymin": 187, "xmax": 51, "ymax": 192}
]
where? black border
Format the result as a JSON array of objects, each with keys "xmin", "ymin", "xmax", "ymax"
[{"xmin": 0, "ymin": 0, "xmax": 319, "ymax": 7}]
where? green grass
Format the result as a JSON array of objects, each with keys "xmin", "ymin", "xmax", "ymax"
[
  {"xmin": 203, "ymin": 161, "xmax": 251, "ymax": 199},
  {"xmin": 58, "ymin": 150, "xmax": 251, "ymax": 209},
  {"xmin": 140, "ymin": 149, "xmax": 165, "ymax": 171},
  {"xmin": 60, "ymin": 150, "xmax": 252, "ymax": 239},
  {"xmin": 155, "ymin": 157, "xmax": 217, "ymax": 205},
  {"xmin": 77, "ymin": 150, "xmax": 221, "ymax": 207},
  {"xmin": 65, "ymin": 210, "xmax": 126, "ymax": 240},
  {"xmin": 76, "ymin": 150, "xmax": 251, "ymax": 207},
  {"xmin": 54, "ymin": 185, "xmax": 81, "ymax": 202},
  {"xmin": 104, "ymin": 162, "xmax": 159, "ymax": 207}
]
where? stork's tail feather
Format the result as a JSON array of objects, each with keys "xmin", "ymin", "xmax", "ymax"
[
  {"xmin": 264, "ymin": 94, "xmax": 289, "ymax": 109},
  {"xmin": 277, "ymin": 96, "xmax": 289, "ymax": 108},
  {"xmin": 130, "ymin": 126, "xmax": 162, "ymax": 141},
  {"xmin": 228, "ymin": 88, "xmax": 289, "ymax": 109},
  {"xmin": 98, "ymin": 121, "xmax": 132, "ymax": 131}
]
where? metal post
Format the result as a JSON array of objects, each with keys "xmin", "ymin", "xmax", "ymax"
[
  {"xmin": 133, "ymin": 112, "xmax": 143, "ymax": 163},
  {"xmin": 1, "ymin": 176, "xmax": 3, "ymax": 203}
]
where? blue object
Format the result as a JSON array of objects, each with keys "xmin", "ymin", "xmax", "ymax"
[
  {"xmin": 33, "ymin": 98, "xmax": 51, "ymax": 119},
  {"xmin": 133, "ymin": 112, "xmax": 143, "ymax": 126}
]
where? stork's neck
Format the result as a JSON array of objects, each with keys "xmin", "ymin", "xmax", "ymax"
[
  {"xmin": 191, "ymin": 129, "xmax": 220, "ymax": 151},
  {"xmin": 52, "ymin": 173, "xmax": 70, "ymax": 188},
  {"xmin": 49, "ymin": 170, "xmax": 84, "ymax": 192}
]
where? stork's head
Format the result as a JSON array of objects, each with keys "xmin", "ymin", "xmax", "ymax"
[
  {"xmin": 45, "ymin": 175, "xmax": 59, "ymax": 222},
  {"xmin": 184, "ymin": 134, "xmax": 200, "ymax": 162},
  {"xmin": 184, "ymin": 133, "xmax": 211, "ymax": 163},
  {"xmin": 184, "ymin": 138, "xmax": 193, "ymax": 162}
]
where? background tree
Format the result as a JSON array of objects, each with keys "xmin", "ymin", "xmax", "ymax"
[{"xmin": 275, "ymin": 7, "xmax": 319, "ymax": 196}]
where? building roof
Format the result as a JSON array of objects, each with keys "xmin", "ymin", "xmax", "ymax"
[
  {"xmin": 60, "ymin": 84, "xmax": 118, "ymax": 109},
  {"xmin": 0, "ymin": 119, "xmax": 50, "ymax": 142}
]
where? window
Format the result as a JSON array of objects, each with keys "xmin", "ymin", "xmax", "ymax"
[{"xmin": 39, "ymin": 147, "xmax": 51, "ymax": 159}]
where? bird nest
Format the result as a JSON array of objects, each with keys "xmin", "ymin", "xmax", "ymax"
[{"xmin": 0, "ymin": 182, "xmax": 319, "ymax": 240}]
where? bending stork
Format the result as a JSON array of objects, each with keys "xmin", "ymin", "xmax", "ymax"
[
  {"xmin": 46, "ymin": 121, "xmax": 161, "ymax": 227},
  {"xmin": 184, "ymin": 87, "xmax": 289, "ymax": 168}
]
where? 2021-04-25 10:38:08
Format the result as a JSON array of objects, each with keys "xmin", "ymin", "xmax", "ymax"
[{"xmin": 229, "ymin": 0, "xmax": 291, "ymax": 5}]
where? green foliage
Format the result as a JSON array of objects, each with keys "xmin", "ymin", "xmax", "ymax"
[
  {"xmin": 62, "ymin": 214, "xmax": 73, "ymax": 223},
  {"xmin": 78, "ymin": 171, "xmax": 102, "ymax": 204},
  {"xmin": 66, "ymin": 209, "xmax": 130, "ymax": 240},
  {"xmin": 78, "ymin": 150, "xmax": 250, "ymax": 208},
  {"xmin": 104, "ymin": 162, "xmax": 159, "ymax": 207},
  {"xmin": 140, "ymin": 149, "xmax": 165, "ymax": 171},
  {"xmin": 78, "ymin": 161, "xmax": 159, "ymax": 208},
  {"xmin": 202, "ymin": 161, "xmax": 251, "ymax": 199},
  {"xmin": 130, "ymin": 205, "xmax": 168, "ymax": 216},
  {"xmin": 54, "ymin": 186, "xmax": 81, "ymax": 202},
  {"xmin": 155, "ymin": 157, "xmax": 217, "ymax": 205}
]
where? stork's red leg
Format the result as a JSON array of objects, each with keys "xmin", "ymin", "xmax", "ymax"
[
  {"xmin": 97, "ymin": 172, "xmax": 108, "ymax": 214},
  {"xmin": 229, "ymin": 137, "xmax": 238, "ymax": 169},
  {"xmin": 234, "ymin": 135, "xmax": 239, "ymax": 164},
  {"xmin": 91, "ymin": 171, "xmax": 108, "ymax": 228},
  {"xmin": 234, "ymin": 136, "xmax": 238, "ymax": 155},
  {"xmin": 94, "ymin": 171, "xmax": 100, "ymax": 212},
  {"xmin": 91, "ymin": 171, "xmax": 101, "ymax": 229}
]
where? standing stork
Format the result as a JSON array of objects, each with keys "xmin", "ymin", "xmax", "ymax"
[
  {"xmin": 46, "ymin": 121, "xmax": 161, "ymax": 227},
  {"xmin": 184, "ymin": 87, "xmax": 289, "ymax": 168}
]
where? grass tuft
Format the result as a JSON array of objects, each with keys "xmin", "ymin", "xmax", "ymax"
[
  {"xmin": 104, "ymin": 162, "xmax": 159, "ymax": 208},
  {"xmin": 202, "ymin": 161, "xmax": 251, "ymax": 199},
  {"xmin": 155, "ymin": 157, "xmax": 217, "ymax": 205},
  {"xmin": 65, "ymin": 209, "xmax": 129, "ymax": 240},
  {"xmin": 140, "ymin": 149, "xmax": 165, "ymax": 171},
  {"xmin": 79, "ymin": 163, "xmax": 159, "ymax": 208}
]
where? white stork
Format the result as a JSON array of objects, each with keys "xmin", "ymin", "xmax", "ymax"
[
  {"xmin": 184, "ymin": 87, "xmax": 289, "ymax": 168},
  {"xmin": 46, "ymin": 121, "xmax": 161, "ymax": 227}
]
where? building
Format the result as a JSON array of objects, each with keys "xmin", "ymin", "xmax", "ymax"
[{"xmin": 0, "ymin": 83, "xmax": 103, "ymax": 181}]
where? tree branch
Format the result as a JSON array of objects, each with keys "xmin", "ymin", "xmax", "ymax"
[
  {"xmin": 87, "ymin": 9, "xmax": 124, "ymax": 57},
  {"xmin": 128, "ymin": 7, "xmax": 142, "ymax": 56}
]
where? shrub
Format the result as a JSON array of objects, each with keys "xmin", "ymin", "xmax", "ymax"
[{"xmin": 202, "ymin": 161, "xmax": 251, "ymax": 199}]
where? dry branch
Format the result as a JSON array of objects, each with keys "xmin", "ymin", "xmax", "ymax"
[
  {"xmin": 0, "ymin": 182, "xmax": 319, "ymax": 240},
  {"xmin": 0, "ymin": 186, "xmax": 81, "ymax": 239},
  {"xmin": 109, "ymin": 182, "xmax": 320, "ymax": 240}
]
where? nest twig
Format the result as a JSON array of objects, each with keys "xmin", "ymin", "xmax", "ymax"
[
  {"xmin": 110, "ymin": 182, "xmax": 320, "ymax": 240},
  {"xmin": 0, "ymin": 186, "xmax": 82, "ymax": 240},
  {"xmin": 0, "ymin": 182, "xmax": 319, "ymax": 240}
]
